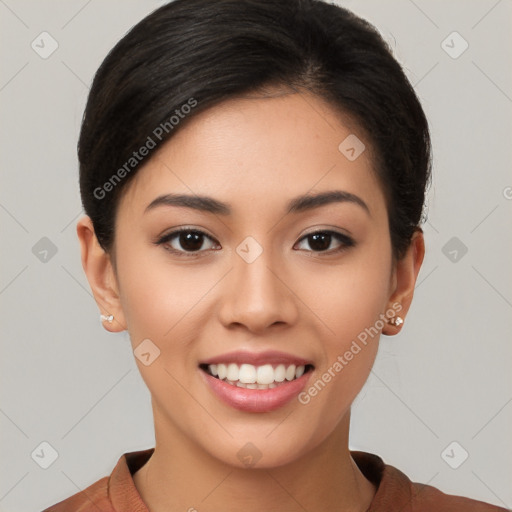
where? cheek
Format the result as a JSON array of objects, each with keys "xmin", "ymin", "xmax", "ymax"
[
  {"xmin": 115, "ymin": 247, "xmax": 222, "ymax": 345},
  {"xmin": 326, "ymin": 265, "xmax": 390, "ymax": 343},
  {"xmin": 295, "ymin": 235, "xmax": 392, "ymax": 406},
  {"xmin": 300, "ymin": 242, "xmax": 392, "ymax": 344},
  {"xmin": 296, "ymin": 265, "xmax": 389, "ymax": 434},
  {"xmin": 114, "ymin": 250, "xmax": 216, "ymax": 393}
]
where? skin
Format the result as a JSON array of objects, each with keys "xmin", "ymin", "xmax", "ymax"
[{"xmin": 77, "ymin": 89, "xmax": 424, "ymax": 512}]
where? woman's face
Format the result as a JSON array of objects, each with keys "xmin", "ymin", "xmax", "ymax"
[{"xmin": 110, "ymin": 91, "xmax": 400, "ymax": 467}]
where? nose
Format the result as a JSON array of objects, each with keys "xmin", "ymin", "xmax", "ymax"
[{"xmin": 217, "ymin": 246, "xmax": 299, "ymax": 334}]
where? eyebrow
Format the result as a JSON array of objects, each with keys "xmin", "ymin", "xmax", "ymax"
[{"xmin": 145, "ymin": 190, "xmax": 370, "ymax": 216}]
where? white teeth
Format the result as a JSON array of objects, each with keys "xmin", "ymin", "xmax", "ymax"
[
  {"xmin": 206, "ymin": 362, "xmax": 309, "ymax": 386},
  {"xmin": 232, "ymin": 381, "xmax": 277, "ymax": 389},
  {"xmin": 226, "ymin": 363, "xmax": 239, "ymax": 381},
  {"xmin": 285, "ymin": 364, "xmax": 296, "ymax": 381},
  {"xmin": 217, "ymin": 364, "xmax": 227, "ymax": 380},
  {"xmin": 239, "ymin": 364, "xmax": 257, "ymax": 384},
  {"xmin": 256, "ymin": 364, "xmax": 275, "ymax": 385},
  {"xmin": 274, "ymin": 364, "xmax": 286, "ymax": 382}
]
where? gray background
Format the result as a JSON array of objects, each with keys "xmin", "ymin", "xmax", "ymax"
[{"xmin": 1, "ymin": 0, "xmax": 511, "ymax": 510}]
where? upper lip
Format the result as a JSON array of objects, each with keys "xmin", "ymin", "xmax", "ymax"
[{"xmin": 200, "ymin": 350, "xmax": 314, "ymax": 367}]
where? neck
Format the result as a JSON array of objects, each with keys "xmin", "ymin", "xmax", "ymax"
[{"xmin": 133, "ymin": 411, "xmax": 376, "ymax": 512}]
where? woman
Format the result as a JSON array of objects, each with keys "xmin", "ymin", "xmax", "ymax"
[{"xmin": 43, "ymin": 0, "xmax": 507, "ymax": 510}]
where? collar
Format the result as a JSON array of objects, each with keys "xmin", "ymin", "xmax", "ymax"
[{"xmin": 108, "ymin": 448, "xmax": 413, "ymax": 511}]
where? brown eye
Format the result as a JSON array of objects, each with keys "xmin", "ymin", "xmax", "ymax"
[
  {"xmin": 177, "ymin": 231, "xmax": 205, "ymax": 251},
  {"xmin": 156, "ymin": 229, "xmax": 219, "ymax": 255},
  {"xmin": 295, "ymin": 230, "xmax": 355, "ymax": 254},
  {"xmin": 307, "ymin": 233, "xmax": 332, "ymax": 251}
]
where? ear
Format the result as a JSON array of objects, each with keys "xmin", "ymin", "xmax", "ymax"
[
  {"xmin": 76, "ymin": 216, "xmax": 126, "ymax": 332},
  {"xmin": 382, "ymin": 228, "xmax": 425, "ymax": 336}
]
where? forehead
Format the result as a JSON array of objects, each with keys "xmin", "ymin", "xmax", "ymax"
[{"xmin": 118, "ymin": 91, "xmax": 385, "ymax": 218}]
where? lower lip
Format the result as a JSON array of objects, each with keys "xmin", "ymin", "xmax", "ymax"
[{"xmin": 200, "ymin": 369, "xmax": 312, "ymax": 413}]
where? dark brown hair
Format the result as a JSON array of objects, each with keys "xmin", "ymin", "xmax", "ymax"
[{"xmin": 78, "ymin": 0, "xmax": 431, "ymax": 260}]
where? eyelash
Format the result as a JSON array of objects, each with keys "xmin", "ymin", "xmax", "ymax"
[{"xmin": 155, "ymin": 227, "xmax": 355, "ymax": 257}]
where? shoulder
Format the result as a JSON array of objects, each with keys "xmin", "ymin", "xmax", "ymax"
[
  {"xmin": 40, "ymin": 448, "xmax": 154, "ymax": 512},
  {"xmin": 41, "ymin": 476, "xmax": 111, "ymax": 512},
  {"xmin": 351, "ymin": 451, "xmax": 508, "ymax": 512},
  {"xmin": 408, "ymin": 479, "xmax": 508, "ymax": 512}
]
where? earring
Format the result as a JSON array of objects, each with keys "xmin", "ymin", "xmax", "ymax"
[
  {"xmin": 100, "ymin": 314, "xmax": 114, "ymax": 323},
  {"xmin": 388, "ymin": 316, "xmax": 403, "ymax": 327}
]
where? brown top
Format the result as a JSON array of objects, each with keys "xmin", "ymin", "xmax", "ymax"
[{"xmin": 42, "ymin": 448, "xmax": 507, "ymax": 511}]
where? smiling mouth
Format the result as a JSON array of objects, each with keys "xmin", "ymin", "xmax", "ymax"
[{"xmin": 199, "ymin": 363, "xmax": 315, "ymax": 390}]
